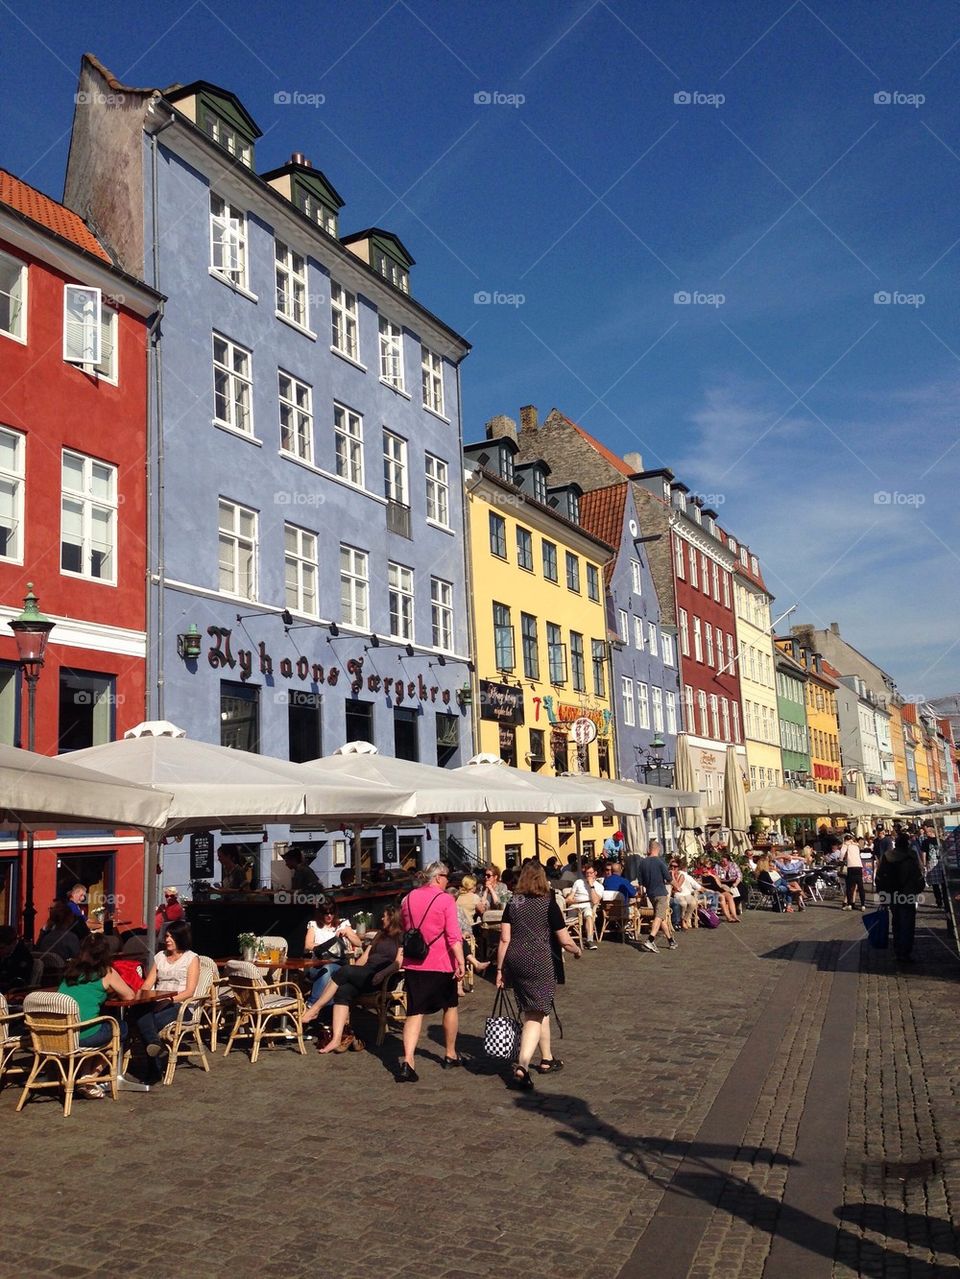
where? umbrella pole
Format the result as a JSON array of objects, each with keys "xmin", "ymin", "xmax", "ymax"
[
  {"xmin": 145, "ymin": 834, "xmax": 161, "ymax": 957},
  {"xmin": 353, "ymin": 827, "xmax": 363, "ymax": 887},
  {"xmin": 534, "ymin": 825, "xmax": 541, "ymax": 860}
]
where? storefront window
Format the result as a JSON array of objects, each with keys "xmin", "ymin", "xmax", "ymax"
[
  {"xmin": 436, "ymin": 713, "xmax": 459, "ymax": 768},
  {"xmin": 345, "ymin": 698, "xmax": 374, "ymax": 745},
  {"xmin": 288, "ymin": 691, "xmax": 322, "ymax": 763},
  {"xmin": 220, "ymin": 681, "xmax": 259, "ymax": 753},
  {"xmin": 394, "ymin": 707, "xmax": 419, "ymax": 761}
]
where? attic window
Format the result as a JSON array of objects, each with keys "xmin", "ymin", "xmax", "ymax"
[
  {"xmin": 294, "ymin": 185, "xmax": 337, "ymax": 236},
  {"xmin": 199, "ymin": 104, "xmax": 253, "ymax": 168},
  {"xmin": 750, "ymin": 555, "xmax": 759, "ymax": 576},
  {"xmin": 499, "ymin": 446, "xmax": 514, "ymax": 485},
  {"xmin": 673, "ymin": 491, "xmax": 686, "ymax": 511},
  {"xmin": 532, "ymin": 468, "xmax": 547, "ymax": 504},
  {"xmin": 691, "ymin": 505, "xmax": 702, "ymax": 525},
  {"xmin": 568, "ymin": 492, "xmax": 580, "ymax": 524},
  {"xmin": 374, "ymin": 250, "xmax": 409, "ymax": 293}
]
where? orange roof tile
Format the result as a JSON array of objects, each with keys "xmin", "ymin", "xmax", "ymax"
[
  {"xmin": 0, "ymin": 169, "xmax": 110, "ymax": 262},
  {"xmin": 580, "ymin": 482, "xmax": 627, "ymax": 552}
]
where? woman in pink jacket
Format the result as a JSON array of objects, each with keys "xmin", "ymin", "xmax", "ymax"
[{"xmin": 397, "ymin": 862, "xmax": 464, "ymax": 1083}]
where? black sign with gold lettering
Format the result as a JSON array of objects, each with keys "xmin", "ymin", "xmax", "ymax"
[{"xmin": 479, "ymin": 680, "xmax": 525, "ymax": 725}]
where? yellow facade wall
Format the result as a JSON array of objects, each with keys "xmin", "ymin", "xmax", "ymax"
[
  {"xmin": 734, "ymin": 580, "xmax": 783, "ymax": 790},
  {"xmin": 805, "ymin": 676, "xmax": 842, "ymax": 793},
  {"xmin": 466, "ymin": 475, "xmax": 615, "ymax": 869}
]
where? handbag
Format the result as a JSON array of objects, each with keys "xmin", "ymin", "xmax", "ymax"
[
  {"xmin": 697, "ymin": 906, "xmax": 721, "ymax": 929},
  {"xmin": 483, "ymin": 987, "xmax": 522, "ymax": 1060},
  {"xmin": 863, "ymin": 907, "xmax": 889, "ymax": 950}
]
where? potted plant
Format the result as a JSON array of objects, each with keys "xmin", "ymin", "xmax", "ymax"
[{"xmin": 238, "ymin": 932, "xmax": 258, "ymax": 962}]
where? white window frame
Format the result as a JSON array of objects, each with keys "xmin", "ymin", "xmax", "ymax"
[
  {"xmin": 721, "ymin": 697, "xmax": 730, "ymax": 741},
  {"xmin": 331, "ymin": 281, "xmax": 359, "ymax": 362},
  {"xmin": 278, "ymin": 371, "xmax": 313, "ymax": 463},
  {"xmin": 693, "ymin": 616, "xmax": 703, "ymax": 663},
  {"xmin": 634, "ymin": 616, "xmax": 645, "ymax": 651},
  {"xmin": 421, "ymin": 346, "xmax": 444, "ymax": 416},
  {"xmin": 382, "ymin": 430, "xmax": 408, "ymax": 505},
  {"xmin": 621, "ymin": 676, "xmax": 635, "ymax": 727},
  {"xmin": 218, "ymin": 498, "xmax": 257, "ymax": 600},
  {"xmin": 648, "ymin": 621, "xmax": 657, "ymax": 653},
  {"xmin": 711, "ymin": 560, "xmax": 720, "ymax": 601},
  {"xmin": 683, "ymin": 686, "xmax": 695, "ymax": 732},
  {"xmin": 689, "ymin": 550, "xmax": 698, "ymax": 589},
  {"xmin": 388, "ymin": 562, "xmax": 414, "ymax": 642},
  {"xmin": 697, "ymin": 690, "xmax": 708, "ymax": 736},
  {"xmin": 701, "ymin": 553, "xmax": 710, "ymax": 595},
  {"xmin": 340, "ymin": 544, "xmax": 369, "ymax": 628},
  {"xmin": 727, "ymin": 633, "xmax": 736, "ymax": 671},
  {"xmin": 61, "ymin": 450, "xmax": 118, "ymax": 585},
  {"xmin": 63, "ymin": 285, "xmax": 101, "ymax": 366},
  {"xmin": 334, "ymin": 402, "xmax": 364, "ymax": 487},
  {"xmin": 431, "ymin": 577, "xmax": 453, "ymax": 651},
  {"xmin": 379, "ymin": 317, "xmax": 404, "ymax": 390},
  {"xmin": 674, "ymin": 535, "xmax": 685, "ymax": 579},
  {"xmin": 93, "ymin": 302, "xmax": 118, "ymax": 382},
  {"xmin": 0, "ymin": 426, "xmax": 25, "ymax": 564},
  {"xmin": 0, "ymin": 250, "xmax": 27, "ymax": 344},
  {"xmin": 662, "ymin": 632, "xmax": 675, "ymax": 667},
  {"xmin": 652, "ymin": 686, "xmax": 664, "ymax": 733},
  {"xmin": 201, "ymin": 108, "xmax": 253, "ymax": 167},
  {"xmin": 637, "ymin": 682, "xmax": 651, "ymax": 730},
  {"xmin": 665, "ymin": 690, "xmax": 677, "ymax": 735},
  {"xmin": 209, "ymin": 192, "xmax": 247, "ymax": 290},
  {"xmin": 705, "ymin": 626, "xmax": 715, "ymax": 668},
  {"xmin": 716, "ymin": 627, "xmax": 724, "ymax": 671},
  {"xmin": 618, "ymin": 609, "xmax": 629, "ymax": 644},
  {"xmin": 275, "ymin": 240, "xmax": 309, "ymax": 329},
  {"xmin": 709, "ymin": 693, "xmax": 720, "ymax": 740},
  {"xmin": 425, "ymin": 453, "xmax": 449, "ymax": 526},
  {"xmin": 284, "ymin": 523, "xmax": 318, "ymax": 617},
  {"xmin": 679, "ymin": 608, "xmax": 690, "ymax": 657},
  {"xmin": 631, "ymin": 559, "xmax": 642, "ymax": 594},
  {"xmin": 213, "ymin": 333, "xmax": 253, "ymax": 436},
  {"xmin": 722, "ymin": 570, "xmax": 730, "ymax": 609}
]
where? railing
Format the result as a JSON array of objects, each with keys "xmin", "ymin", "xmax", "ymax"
[
  {"xmin": 386, "ymin": 500, "xmax": 412, "ymax": 538},
  {"xmin": 445, "ymin": 833, "xmax": 483, "ymax": 872}
]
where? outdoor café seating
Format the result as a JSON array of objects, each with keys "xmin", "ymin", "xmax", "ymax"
[
  {"xmin": 222, "ymin": 960, "xmax": 305, "ymax": 1064},
  {"xmin": 596, "ymin": 895, "xmax": 636, "ymax": 944},
  {"xmin": 0, "ymin": 992, "xmax": 29, "ymax": 1088},
  {"xmin": 16, "ymin": 991, "xmax": 121, "ymax": 1118},
  {"xmin": 356, "ymin": 963, "xmax": 407, "ymax": 1046},
  {"xmin": 154, "ymin": 957, "xmax": 214, "ymax": 1085}
]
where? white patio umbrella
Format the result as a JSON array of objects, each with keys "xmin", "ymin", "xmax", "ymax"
[
  {"xmin": 0, "ymin": 742, "xmax": 172, "ymax": 829},
  {"xmin": 558, "ymin": 773, "xmax": 702, "ymax": 816},
  {"xmin": 673, "ymin": 734, "xmax": 704, "ymax": 859},
  {"xmin": 852, "ymin": 769, "xmax": 871, "ymax": 837},
  {"xmin": 721, "ymin": 745, "xmax": 752, "ymax": 856},
  {"xmin": 744, "ymin": 785, "xmax": 831, "ymax": 818},
  {"xmin": 452, "ymin": 756, "xmax": 608, "ymax": 819}
]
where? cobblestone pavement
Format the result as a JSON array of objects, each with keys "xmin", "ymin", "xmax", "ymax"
[{"xmin": 3, "ymin": 894, "xmax": 959, "ymax": 1279}]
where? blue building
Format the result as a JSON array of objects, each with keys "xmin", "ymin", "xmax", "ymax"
[
  {"xmin": 579, "ymin": 482, "xmax": 681, "ymax": 792},
  {"xmin": 65, "ymin": 58, "xmax": 473, "ymax": 882}
]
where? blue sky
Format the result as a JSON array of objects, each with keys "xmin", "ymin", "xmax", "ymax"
[{"xmin": 2, "ymin": 0, "xmax": 958, "ymax": 696}]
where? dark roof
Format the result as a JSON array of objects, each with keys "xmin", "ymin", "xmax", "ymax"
[
  {"xmin": 341, "ymin": 227, "xmax": 416, "ymax": 267},
  {"xmin": 472, "ymin": 465, "xmax": 615, "ymax": 557},
  {"xmin": 165, "ymin": 79, "xmax": 263, "ymax": 138},
  {"xmin": 259, "ymin": 160, "xmax": 345, "ymax": 209}
]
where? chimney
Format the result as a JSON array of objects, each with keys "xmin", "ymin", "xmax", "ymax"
[
  {"xmin": 623, "ymin": 451, "xmax": 644, "ymax": 472},
  {"xmin": 519, "ymin": 405, "xmax": 538, "ymax": 433},
  {"xmin": 290, "ymin": 152, "xmax": 312, "ymax": 168},
  {"xmin": 829, "ymin": 621, "xmax": 840, "ymax": 635},
  {"xmin": 485, "ymin": 414, "xmax": 517, "ymax": 444}
]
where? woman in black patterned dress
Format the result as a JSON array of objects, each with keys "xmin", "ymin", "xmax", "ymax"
[{"xmin": 495, "ymin": 859, "xmax": 581, "ymax": 1089}]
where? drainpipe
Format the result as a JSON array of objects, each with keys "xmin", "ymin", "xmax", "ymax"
[{"xmin": 456, "ymin": 360, "xmax": 484, "ymax": 866}]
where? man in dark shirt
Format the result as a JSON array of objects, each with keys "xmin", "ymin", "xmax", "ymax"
[
  {"xmin": 637, "ymin": 841, "xmax": 677, "ymax": 953},
  {"xmin": 0, "ymin": 925, "xmax": 34, "ymax": 994},
  {"xmin": 601, "ymin": 859, "xmax": 638, "ymax": 901}
]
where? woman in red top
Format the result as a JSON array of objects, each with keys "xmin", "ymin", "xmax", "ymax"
[{"xmin": 398, "ymin": 862, "xmax": 464, "ymax": 1083}]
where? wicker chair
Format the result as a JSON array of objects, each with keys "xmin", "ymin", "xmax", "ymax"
[
  {"xmin": 195, "ymin": 956, "xmax": 229, "ymax": 1051},
  {"xmin": 596, "ymin": 896, "xmax": 637, "ymax": 944},
  {"xmin": 155, "ymin": 957, "xmax": 214, "ymax": 1085},
  {"xmin": 355, "ymin": 963, "xmax": 407, "ymax": 1046},
  {"xmin": 222, "ymin": 960, "xmax": 305, "ymax": 1064},
  {"xmin": 16, "ymin": 992, "xmax": 121, "ymax": 1117},
  {"xmin": 0, "ymin": 993, "xmax": 29, "ymax": 1088},
  {"xmin": 256, "ymin": 935, "xmax": 288, "ymax": 984}
]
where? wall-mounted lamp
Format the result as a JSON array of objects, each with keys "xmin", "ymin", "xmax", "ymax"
[
  {"xmin": 281, "ymin": 608, "xmax": 294, "ymax": 628},
  {"xmin": 177, "ymin": 624, "xmax": 203, "ymax": 660},
  {"xmin": 459, "ymin": 683, "xmax": 473, "ymax": 704},
  {"xmin": 368, "ymin": 633, "xmax": 380, "ymax": 648},
  {"xmin": 404, "ymin": 643, "xmax": 415, "ymax": 658},
  {"xmin": 328, "ymin": 621, "xmax": 340, "ymax": 638}
]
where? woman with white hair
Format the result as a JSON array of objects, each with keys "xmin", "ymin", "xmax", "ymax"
[{"xmin": 397, "ymin": 862, "xmax": 464, "ymax": 1083}]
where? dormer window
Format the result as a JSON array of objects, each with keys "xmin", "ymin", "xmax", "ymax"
[
  {"xmin": 673, "ymin": 490, "xmax": 686, "ymax": 512},
  {"xmin": 662, "ymin": 480, "xmax": 670, "ymax": 501},
  {"xmin": 691, "ymin": 505, "xmax": 702, "ymax": 525},
  {"xmin": 200, "ymin": 106, "xmax": 253, "ymax": 167},
  {"xmin": 728, "ymin": 538, "xmax": 737, "ymax": 557},
  {"xmin": 568, "ymin": 492, "xmax": 580, "ymax": 524},
  {"xmin": 750, "ymin": 555, "xmax": 759, "ymax": 576},
  {"xmin": 374, "ymin": 250, "xmax": 409, "ymax": 293},
  {"xmin": 740, "ymin": 546, "xmax": 748, "ymax": 567},
  {"xmin": 295, "ymin": 186, "xmax": 338, "ymax": 236},
  {"xmin": 532, "ymin": 468, "xmax": 547, "ymax": 504},
  {"xmin": 499, "ymin": 445, "xmax": 514, "ymax": 485},
  {"xmin": 168, "ymin": 84, "xmax": 262, "ymax": 170}
]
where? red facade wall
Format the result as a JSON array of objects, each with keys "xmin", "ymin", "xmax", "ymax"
[{"xmin": 673, "ymin": 536, "xmax": 742, "ymax": 744}]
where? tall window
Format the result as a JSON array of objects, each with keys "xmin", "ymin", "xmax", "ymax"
[
  {"xmin": 421, "ymin": 347, "xmax": 444, "ymax": 415},
  {"xmin": 634, "ymin": 616, "xmax": 644, "ymax": 651},
  {"xmin": 622, "ymin": 676, "xmax": 635, "ymax": 726},
  {"xmin": 489, "ymin": 512, "xmax": 507, "ymax": 559},
  {"xmin": 430, "ymin": 577, "xmax": 453, "ymax": 650},
  {"xmin": 330, "ymin": 281, "xmax": 358, "ymax": 361},
  {"xmin": 58, "ymin": 670, "xmax": 115, "ymax": 752},
  {"xmin": 711, "ymin": 560, "xmax": 720, "ymax": 600},
  {"xmin": 662, "ymin": 633, "xmax": 676, "ymax": 667},
  {"xmin": 721, "ymin": 697, "xmax": 730, "ymax": 740},
  {"xmin": 570, "ymin": 631, "xmax": 586, "ymax": 692},
  {"xmin": 0, "ymin": 250, "xmax": 27, "ymax": 342},
  {"xmin": 547, "ymin": 623, "xmax": 566, "ymax": 684},
  {"xmin": 727, "ymin": 634, "xmax": 736, "ymax": 672},
  {"xmin": 542, "ymin": 540, "xmax": 558, "ymax": 582},
  {"xmin": 218, "ymin": 499, "xmax": 257, "ymax": 599},
  {"xmin": 586, "ymin": 563, "xmax": 600, "ymax": 602},
  {"xmin": 288, "ymin": 691, "xmax": 322, "ymax": 763},
  {"xmin": 701, "ymin": 552, "xmax": 709, "ymax": 594},
  {"xmin": 521, "ymin": 613, "xmax": 539, "ymax": 680},
  {"xmin": 284, "ymin": 524, "xmax": 318, "ymax": 616},
  {"xmin": 334, "ymin": 403, "xmax": 363, "ymax": 486},
  {"xmin": 693, "ymin": 616, "xmax": 703, "ymax": 662},
  {"xmin": 339, "ymin": 544, "xmax": 368, "ymax": 627},
  {"xmin": 709, "ymin": 693, "xmax": 720, "ymax": 739},
  {"xmin": 652, "ymin": 686, "xmax": 664, "ymax": 732},
  {"xmin": 213, "ymin": 334, "xmax": 253, "ymax": 435},
  {"xmin": 637, "ymin": 682, "xmax": 650, "ymax": 729},
  {"xmin": 278, "ymin": 371, "xmax": 313, "ymax": 462},
  {"xmin": 618, "ymin": 610, "xmax": 629, "ymax": 643},
  {"xmin": 565, "ymin": 552, "xmax": 580, "ymax": 592},
  {"xmin": 690, "ymin": 550, "xmax": 698, "ymax": 589},
  {"xmin": 209, "ymin": 193, "xmax": 246, "ymax": 288},
  {"xmin": 493, "ymin": 602, "xmax": 515, "ymax": 671},
  {"xmin": 631, "ymin": 560, "xmax": 642, "ymax": 594},
  {"xmin": 705, "ymin": 626, "xmax": 714, "ymax": 668},
  {"xmin": 679, "ymin": 608, "xmax": 689, "ymax": 657},
  {"xmin": 0, "ymin": 427, "xmax": 25, "ymax": 562},
  {"xmin": 516, "ymin": 526, "xmax": 533, "ymax": 571},
  {"xmin": 275, "ymin": 240, "xmax": 307, "ymax": 327},
  {"xmin": 592, "ymin": 639, "xmax": 606, "ymax": 697},
  {"xmin": 61, "ymin": 451, "xmax": 117, "ymax": 583},
  {"xmin": 716, "ymin": 627, "xmax": 724, "ymax": 671},
  {"xmin": 345, "ymin": 698, "xmax": 374, "ymax": 745},
  {"xmin": 732, "ymin": 704, "xmax": 741, "ymax": 745},
  {"xmin": 90, "ymin": 302, "xmax": 118, "ymax": 382},
  {"xmin": 221, "ymin": 680, "xmax": 259, "ymax": 752},
  {"xmin": 394, "ymin": 707, "xmax": 419, "ymax": 761},
  {"xmin": 722, "ymin": 571, "xmax": 730, "ymax": 608},
  {"xmin": 425, "ymin": 454, "xmax": 449, "ymax": 526},
  {"xmin": 648, "ymin": 621, "xmax": 657, "ymax": 653},
  {"xmin": 674, "ymin": 536, "xmax": 685, "ymax": 579},
  {"xmin": 697, "ymin": 690, "xmax": 708, "ymax": 736},
  {"xmin": 388, "ymin": 563, "xmax": 414, "ymax": 641},
  {"xmin": 683, "ymin": 686, "xmax": 694, "ymax": 731},
  {"xmin": 378, "ymin": 317, "xmax": 404, "ymax": 389},
  {"xmin": 382, "ymin": 431, "xmax": 408, "ymax": 504}
]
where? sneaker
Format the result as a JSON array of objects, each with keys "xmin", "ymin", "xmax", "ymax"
[
  {"xmin": 145, "ymin": 1042, "xmax": 165, "ymax": 1058},
  {"xmin": 841, "ymin": 905, "xmax": 852, "ymax": 911},
  {"xmin": 586, "ymin": 943, "xmax": 598, "ymax": 951},
  {"xmin": 667, "ymin": 938, "xmax": 679, "ymax": 951},
  {"xmin": 641, "ymin": 938, "xmax": 660, "ymax": 953}
]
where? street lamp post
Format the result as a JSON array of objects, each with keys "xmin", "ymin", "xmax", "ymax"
[{"xmin": 9, "ymin": 583, "xmax": 55, "ymax": 942}]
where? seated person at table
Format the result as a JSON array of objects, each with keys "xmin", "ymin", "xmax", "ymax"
[
  {"xmin": 755, "ymin": 855, "xmax": 802, "ymax": 911},
  {"xmin": 283, "ymin": 848, "xmax": 322, "ymax": 895},
  {"xmin": 478, "ymin": 864, "xmax": 512, "ymax": 911},
  {"xmin": 36, "ymin": 901, "xmax": 81, "ymax": 962},
  {"xmin": 0, "ymin": 924, "xmax": 33, "ymax": 994},
  {"xmin": 558, "ymin": 854, "xmax": 581, "ymax": 888},
  {"xmin": 130, "ymin": 920, "xmax": 200, "ymax": 1078},
  {"xmin": 693, "ymin": 860, "xmax": 740, "ymax": 922},
  {"xmin": 58, "ymin": 933, "xmax": 135, "ymax": 1098},
  {"xmin": 301, "ymin": 907, "xmax": 403, "ymax": 1051},
  {"xmin": 304, "ymin": 906, "xmax": 363, "ymax": 1008},
  {"xmin": 545, "ymin": 856, "xmax": 563, "ymax": 882},
  {"xmin": 600, "ymin": 858, "xmax": 638, "ymax": 902},
  {"xmin": 669, "ymin": 860, "xmax": 702, "ymax": 930},
  {"xmin": 217, "ymin": 848, "xmax": 248, "ymax": 892},
  {"xmin": 154, "ymin": 886, "xmax": 185, "ymax": 934},
  {"xmin": 563, "ymin": 864, "xmax": 603, "ymax": 949}
]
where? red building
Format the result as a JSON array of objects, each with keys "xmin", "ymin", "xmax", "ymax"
[{"xmin": 0, "ymin": 170, "xmax": 160, "ymax": 936}]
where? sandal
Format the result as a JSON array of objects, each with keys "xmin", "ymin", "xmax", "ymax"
[
  {"xmin": 537, "ymin": 1058, "xmax": 564, "ymax": 1074},
  {"xmin": 348, "ymin": 1036, "xmax": 365, "ymax": 1053},
  {"xmin": 507, "ymin": 1063, "xmax": 534, "ymax": 1090},
  {"xmin": 79, "ymin": 1083, "xmax": 105, "ymax": 1099}
]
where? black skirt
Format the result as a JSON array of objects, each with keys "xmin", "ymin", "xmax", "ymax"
[{"xmin": 404, "ymin": 969, "xmax": 459, "ymax": 1015}]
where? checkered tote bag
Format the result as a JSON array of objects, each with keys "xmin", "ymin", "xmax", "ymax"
[{"xmin": 483, "ymin": 988, "xmax": 522, "ymax": 1060}]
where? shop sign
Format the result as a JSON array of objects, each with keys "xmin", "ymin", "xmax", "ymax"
[
  {"xmin": 205, "ymin": 626, "xmax": 463, "ymax": 708},
  {"xmin": 189, "ymin": 832, "xmax": 215, "ymax": 879},
  {"xmin": 700, "ymin": 751, "xmax": 718, "ymax": 771},
  {"xmin": 570, "ymin": 716, "xmax": 598, "ymax": 746},
  {"xmin": 382, "ymin": 826, "xmax": 398, "ymax": 865},
  {"xmin": 479, "ymin": 679, "xmax": 525, "ymax": 725},
  {"xmin": 533, "ymin": 694, "xmax": 611, "ymax": 736}
]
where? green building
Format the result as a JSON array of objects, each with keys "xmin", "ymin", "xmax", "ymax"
[{"xmin": 774, "ymin": 639, "xmax": 811, "ymax": 786}]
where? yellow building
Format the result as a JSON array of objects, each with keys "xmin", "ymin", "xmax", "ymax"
[
  {"xmin": 888, "ymin": 697, "xmax": 910, "ymax": 803},
  {"xmin": 464, "ymin": 434, "xmax": 615, "ymax": 868},
  {"xmin": 804, "ymin": 656, "xmax": 842, "ymax": 794},
  {"xmin": 731, "ymin": 555, "xmax": 783, "ymax": 790}
]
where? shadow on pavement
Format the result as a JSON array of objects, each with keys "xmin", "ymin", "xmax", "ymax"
[{"xmin": 838, "ymin": 1202, "xmax": 960, "ymax": 1257}]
